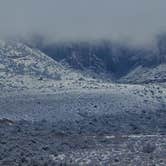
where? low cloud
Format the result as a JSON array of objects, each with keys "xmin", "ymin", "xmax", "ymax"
[{"xmin": 0, "ymin": 0, "xmax": 166, "ymax": 44}]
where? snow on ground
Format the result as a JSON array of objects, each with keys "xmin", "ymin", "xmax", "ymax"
[{"xmin": 0, "ymin": 85, "xmax": 165, "ymax": 136}]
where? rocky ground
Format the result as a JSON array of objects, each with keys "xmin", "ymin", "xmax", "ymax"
[
  {"xmin": 0, "ymin": 120, "xmax": 166, "ymax": 166},
  {"xmin": 0, "ymin": 86, "xmax": 165, "ymax": 166}
]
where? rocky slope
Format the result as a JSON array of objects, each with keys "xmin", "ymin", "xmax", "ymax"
[
  {"xmin": 119, "ymin": 64, "xmax": 166, "ymax": 84},
  {"xmin": 0, "ymin": 40, "xmax": 107, "ymax": 92}
]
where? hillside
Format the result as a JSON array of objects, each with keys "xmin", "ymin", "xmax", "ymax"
[{"xmin": 0, "ymin": 40, "xmax": 105, "ymax": 92}]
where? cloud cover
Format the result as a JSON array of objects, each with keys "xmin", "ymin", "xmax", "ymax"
[{"xmin": 0, "ymin": 0, "xmax": 166, "ymax": 43}]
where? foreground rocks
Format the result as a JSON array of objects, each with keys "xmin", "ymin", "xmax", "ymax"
[
  {"xmin": 0, "ymin": 88, "xmax": 165, "ymax": 165},
  {"xmin": 0, "ymin": 121, "xmax": 166, "ymax": 166}
]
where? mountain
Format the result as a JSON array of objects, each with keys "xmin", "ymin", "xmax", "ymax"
[
  {"xmin": 0, "ymin": 40, "xmax": 62, "ymax": 91},
  {"xmin": 26, "ymin": 36, "xmax": 166, "ymax": 84},
  {"xmin": 0, "ymin": 40, "xmax": 113, "ymax": 92},
  {"xmin": 0, "ymin": 40, "xmax": 62, "ymax": 78}
]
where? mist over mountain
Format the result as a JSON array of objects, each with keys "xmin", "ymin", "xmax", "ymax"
[
  {"xmin": 23, "ymin": 33, "xmax": 166, "ymax": 83},
  {"xmin": 0, "ymin": 0, "xmax": 166, "ymax": 45}
]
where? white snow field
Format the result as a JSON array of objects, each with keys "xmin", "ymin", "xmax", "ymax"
[{"xmin": 0, "ymin": 40, "xmax": 166, "ymax": 165}]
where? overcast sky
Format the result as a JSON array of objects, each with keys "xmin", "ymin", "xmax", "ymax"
[{"xmin": 0, "ymin": 0, "xmax": 166, "ymax": 44}]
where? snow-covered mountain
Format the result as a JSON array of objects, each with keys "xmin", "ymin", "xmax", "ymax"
[
  {"xmin": 0, "ymin": 40, "xmax": 63, "ymax": 78},
  {"xmin": 0, "ymin": 39, "xmax": 166, "ymax": 92},
  {"xmin": 0, "ymin": 40, "xmax": 113, "ymax": 92},
  {"xmin": 0, "ymin": 40, "xmax": 62, "ymax": 91}
]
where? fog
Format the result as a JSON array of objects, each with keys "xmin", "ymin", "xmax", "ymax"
[{"xmin": 0, "ymin": 0, "xmax": 166, "ymax": 44}]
